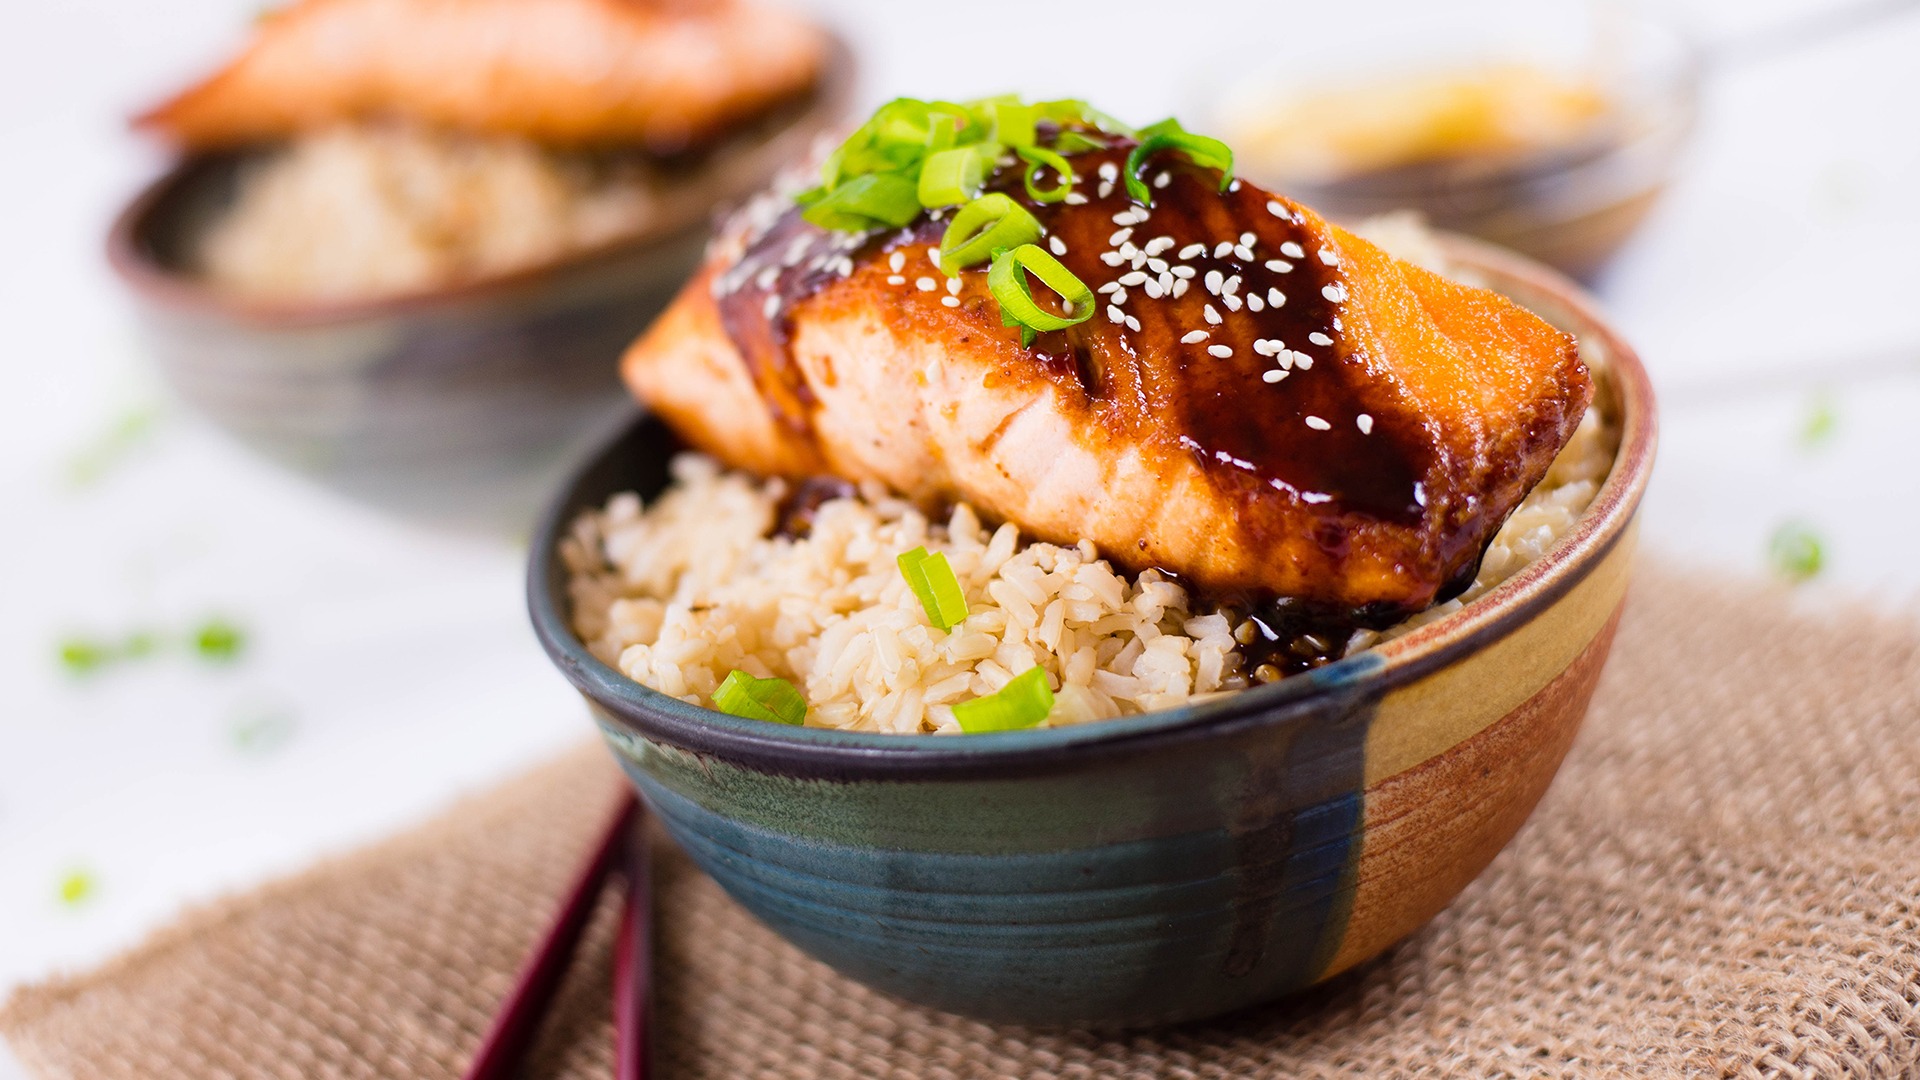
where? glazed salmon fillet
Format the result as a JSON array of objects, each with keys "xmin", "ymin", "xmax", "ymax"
[
  {"xmin": 623, "ymin": 138, "xmax": 1590, "ymax": 620},
  {"xmin": 138, "ymin": 0, "xmax": 826, "ymax": 152}
]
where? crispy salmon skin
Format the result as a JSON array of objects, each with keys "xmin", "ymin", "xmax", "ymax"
[
  {"xmin": 138, "ymin": 0, "xmax": 826, "ymax": 152},
  {"xmin": 624, "ymin": 132, "xmax": 1591, "ymax": 620}
]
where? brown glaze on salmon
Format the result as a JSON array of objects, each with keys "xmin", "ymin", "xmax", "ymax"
[{"xmin": 624, "ymin": 132, "xmax": 1591, "ymax": 633}]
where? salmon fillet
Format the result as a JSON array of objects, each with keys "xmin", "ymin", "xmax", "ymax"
[
  {"xmin": 137, "ymin": 0, "xmax": 826, "ymax": 152},
  {"xmin": 623, "ymin": 140, "xmax": 1591, "ymax": 625}
]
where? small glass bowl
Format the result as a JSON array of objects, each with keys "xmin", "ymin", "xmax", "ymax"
[{"xmin": 1190, "ymin": 7, "xmax": 1699, "ymax": 279}]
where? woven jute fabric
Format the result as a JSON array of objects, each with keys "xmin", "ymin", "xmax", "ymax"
[{"xmin": 6, "ymin": 564, "xmax": 1920, "ymax": 1078}]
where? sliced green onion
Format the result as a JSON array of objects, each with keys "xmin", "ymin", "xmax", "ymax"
[
  {"xmin": 712, "ymin": 670, "xmax": 808, "ymax": 726},
  {"xmin": 1124, "ymin": 123, "xmax": 1235, "ymax": 203},
  {"xmin": 57, "ymin": 868, "xmax": 96, "ymax": 908},
  {"xmin": 953, "ymin": 667, "xmax": 1055, "ymax": 733},
  {"xmin": 897, "ymin": 546, "xmax": 970, "ymax": 629},
  {"xmin": 938, "ymin": 193, "xmax": 1042, "ymax": 276},
  {"xmin": 1052, "ymin": 130, "xmax": 1106, "ymax": 155},
  {"xmin": 193, "ymin": 618, "xmax": 246, "ymax": 663},
  {"xmin": 801, "ymin": 173, "xmax": 923, "ymax": 231},
  {"xmin": 974, "ymin": 97, "xmax": 1037, "ymax": 148},
  {"xmin": 918, "ymin": 146, "xmax": 989, "ymax": 208},
  {"xmin": 987, "ymin": 244, "xmax": 1095, "ymax": 346},
  {"xmin": 1017, "ymin": 145, "xmax": 1075, "ymax": 203},
  {"xmin": 1768, "ymin": 521, "xmax": 1825, "ymax": 583},
  {"xmin": 1033, "ymin": 99, "xmax": 1137, "ymax": 138}
]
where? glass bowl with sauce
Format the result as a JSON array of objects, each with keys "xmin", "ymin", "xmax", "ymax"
[{"xmin": 1192, "ymin": 6, "xmax": 1699, "ymax": 279}]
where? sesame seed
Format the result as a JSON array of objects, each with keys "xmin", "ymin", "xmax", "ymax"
[
  {"xmin": 1357, "ymin": 413, "xmax": 1374, "ymax": 434},
  {"xmin": 1100, "ymin": 251, "xmax": 1126, "ymax": 267},
  {"xmin": 1179, "ymin": 243, "xmax": 1207, "ymax": 259},
  {"xmin": 1321, "ymin": 283, "xmax": 1348, "ymax": 303},
  {"xmin": 1268, "ymin": 288, "xmax": 1286, "ymax": 308},
  {"xmin": 1229, "ymin": 179, "xmax": 1242, "ymax": 192},
  {"xmin": 1247, "ymin": 295, "xmax": 1265, "ymax": 313},
  {"xmin": 1265, "ymin": 259, "xmax": 1294, "ymax": 273},
  {"xmin": 1234, "ymin": 244, "xmax": 1254, "ymax": 260},
  {"xmin": 1182, "ymin": 330, "xmax": 1210, "ymax": 344},
  {"xmin": 1158, "ymin": 270, "xmax": 1174, "ymax": 293},
  {"xmin": 916, "ymin": 277, "xmax": 936, "ymax": 291},
  {"xmin": 1223, "ymin": 294, "xmax": 1243, "ymax": 312},
  {"xmin": 763, "ymin": 294, "xmax": 780, "ymax": 318},
  {"xmin": 1208, "ymin": 344, "xmax": 1233, "ymax": 358},
  {"xmin": 1130, "ymin": 249, "xmax": 1150, "ymax": 270},
  {"xmin": 889, "ymin": 251, "xmax": 906, "ymax": 273},
  {"xmin": 1153, "ymin": 170, "xmax": 1171, "ymax": 189},
  {"xmin": 1097, "ymin": 181, "xmax": 1114, "ymax": 199},
  {"xmin": 1171, "ymin": 279, "xmax": 1190, "ymax": 297},
  {"xmin": 1309, "ymin": 331, "xmax": 1332, "ymax": 346},
  {"xmin": 1204, "ymin": 269, "xmax": 1223, "ymax": 294},
  {"xmin": 1213, "ymin": 241, "xmax": 1234, "ymax": 258},
  {"xmin": 1118, "ymin": 271, "xmax": 1148, "ymax": 286},
  {"xmin": 1049, "ymin": 236, "xmax": 1067, "ymax": 256},
  {"xmin": 929, "ymin": 247, "xmax": 942, "ymax": 266},
  {"xmin": 1118, "ymin": 242, "xmax": 1140, "ymax": 260},
  {"xmin": 1144, "ymin": 236, "xmax": 1175, "ymax": 256},
  {"xmin": 1280, "ymin": 241, "xmax": 1305, "ymax": 259},
  {"xmin": 1204, "ymin": 304, "xmax": 1222, "ymax": 325},
  {"xmin": 1112, "ymin": 287, "xmax": 1128, "ymax": 304},
  {"xmin": 1266, "ymin": 200, "xmax": 1288, "ymax": 218},
  {"xmin": 1147, "ymin": 257, "xmax": 1170, "ymax": 274},
  {"xmin": 1098, "ymin": 282, "xmax": 1122, "ymax": 295},
  {"xmin": 887, "ymin": 275, "xmax": 906, "ymax": 286},
  {"xmin": 1098, "ymin": 162, "xmax": 1118, "ymax": 181},
  {"xmin": 1125, "ymin": 315, "xmax": 1142, "ymax": 331},
  {"xmin": 1333, "ymin": 316, "xmax": 1344, "ymax": 331},
  {"xmin": 1065, "ymin": 192, "xmax": 1089, "ymax": 205},
  {"xmin": 1107, "ymin": 305, "xmax": 1126, "ymax": 324},
  {"xmin": 947, "ymin": 277, "xmax": 961, "ymax": 295},
  {"xmin": 1261, "ymin": 369, "xmax": 1288, "ymax": 383},
  {"xmin": 1305, "ymin": 415, "xmax": 1331, "ymax": 431},
  {"xmin": 1294, "ymin": 353, "xmax": 1313, "ymax": 370},
  {"xmin": 1223, "ymin": 275, "xmax": 1242, "ymax": 295},
  {"xmin": 755, "ymin": 266, "xmax": 779, "ymax": 290},
  {"xmin": 1171, "ymin": 265, "xmax": 1197, "ymax": 278},
  {"xmin": 1109, "ymin": 227, "xmax": 1134, "ymax": 246},
  {"xmin": 1144, "ymin": 278, "xmax": 1163, "ymax": 299},
  {"xmin": 1318, "ymin": 248, "xmax": 1341, "ymax": 266},
  {"xmin": 942, "ymin": 295, "xmax": 960, "ymax": 307},
  {"xmin": 1253, "ymin": 339, "xmax": 1279, "ymax": 356},
  {"xmin": 1239, "ymin": 232, "xmax": 1256, "ymax": 247}
]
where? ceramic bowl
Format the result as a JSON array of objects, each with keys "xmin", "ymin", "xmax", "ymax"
[
  {"xmin": 527, "ymin": 237, "xmax": 1655, "ymax": 1027},
  {"xmin": 107, "ymin": 40, "xmax": 855, "ymax": 528}
]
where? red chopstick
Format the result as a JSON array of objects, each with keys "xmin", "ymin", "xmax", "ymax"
[
  {"xmin": 613, "ymin": 812, "xmax": 654, "ymax": 1080},
  {"xmin": 461, "ymin": 791, "xmax": 639, "ymax": 1080}
]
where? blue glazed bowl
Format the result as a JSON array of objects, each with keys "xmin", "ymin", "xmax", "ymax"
[{"xmin": 527, "ymin": 240, "xmax": 1655, "ymax": 1027}]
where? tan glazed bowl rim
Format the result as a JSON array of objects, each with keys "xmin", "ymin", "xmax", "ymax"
[{"xmin": 526, "ymin": 231, "xmax": 1656, "ymax": 777}]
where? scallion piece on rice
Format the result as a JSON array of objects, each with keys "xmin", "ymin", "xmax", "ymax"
[
  {"xmin": 953, "ymin": 666, "xmax": 1055, "ymax": 733},
  {"xmin": 897, "ymin": 546, "xmax": 969, "ymax": 629},
  {"xmin": 712, "ymin": 670, "xmax": 808, "ymax": 725}
]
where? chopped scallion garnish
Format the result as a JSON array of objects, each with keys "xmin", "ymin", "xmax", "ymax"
[
  {"xmin": 987, "ymin": 244, "xmax": 1095, "ymax": 346},
  {"xmin": 953, "ymin": 667, "xmax": 1055, "ymax": 733},
  {"xmin": 1017, "ymin": 145, "xmax": 1075, "ymax": 203},
  {"xmin": 918, "ymin": 146, "xmax": 989, "ymax": 208},
  {"xmin": 938, "ymin": 194, "xmax": 1042, "ymax": 276},
  {"xmin": 712, "ymin": 670, "xmax": 808, "ymax": 726},
  {"xmin": 800, "ymin": 173, "xmax": 923, "ymax": 231},
  {"xmin": 1124, "ymin": 120, "xmax": 1234, "ymax": 204},
  {"xmin": 897, "ymin": 546, "xmax": 969, "ymax": 629},
  {"xmin": 1768, "ymin": 521, "xmax": 1825, "ymax": 583}
]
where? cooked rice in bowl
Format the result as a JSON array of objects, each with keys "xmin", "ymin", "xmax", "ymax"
[{"xmin": 562, "ymin": 225, "xmax": 1620, "ymax": 735}]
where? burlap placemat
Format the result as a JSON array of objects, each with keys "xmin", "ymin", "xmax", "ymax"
[{"xmin": 6, "ymin": 564, "xmax": 1919, "ymax": 1078}]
